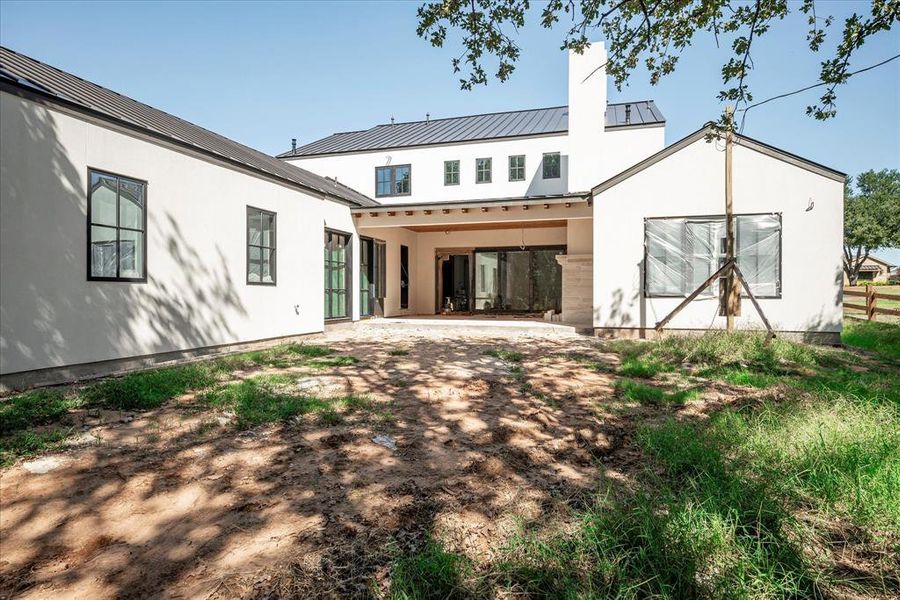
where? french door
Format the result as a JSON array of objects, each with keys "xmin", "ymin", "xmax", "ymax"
[{"xmin": 324, "ymin": 229, "xmax": 352, "ymax": 320}]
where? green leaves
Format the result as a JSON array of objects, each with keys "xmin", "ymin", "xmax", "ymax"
[{"xmin": 416, "ymin": 0, "xmax": 899, "ymax": 123}]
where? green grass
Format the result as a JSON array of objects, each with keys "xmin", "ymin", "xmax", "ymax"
[
  {"xmin": 617, "ymin": 356, "xmax": 669, "ymax": 378},
  {"xmin": 200, "ymin": 374, "xmax": 373, "ymax": 430},
  {"xmin": 483, "ymin": 349, "xmax": 525, "ymax": 363},
  {"xmin": 0, "ymin": 428, "xmax": 73, "ymax": 467},
  {"xmin": 0, "ymin": 389, "xmax": 81, "ymax": 435},
  {"xmin": 842, "ymin": 319, "xmax": 900, "ymax": 361},
  {"xmin": 0, "ymin": 342, "xmax": 353, "ymax": 465},
  {"xmin": 615, "ymin": 379, "xmax": 699, "ymax": 405},
  {"xmin": 83, "ymin": 363, "xmax": 221, "ymax": 410},
  {"xmin": 387, "ymin": 540, "xmax": 474, "ymax": 600}
]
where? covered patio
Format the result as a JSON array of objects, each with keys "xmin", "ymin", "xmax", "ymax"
[{"xmin": 351, "ymin": 193, "xmax": 594, "ymax": 327}]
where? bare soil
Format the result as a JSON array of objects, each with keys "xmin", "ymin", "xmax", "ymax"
[{"xmin": 0, "ymin": 326, "xmax": 726, "ymax": 599}]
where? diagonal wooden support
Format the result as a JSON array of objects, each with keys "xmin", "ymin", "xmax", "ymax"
[
  {"xmin": 732, "ymin": 263, "xmax": 776, "ymax": 341},
  {"xmin": 655, "ymin": 260, "xmax": 735, "ymax": 332}
]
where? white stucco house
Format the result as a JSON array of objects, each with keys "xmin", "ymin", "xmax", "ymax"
[{"xmin": 0, "ymin": 43, "xmax": 845, "ymax": 390}]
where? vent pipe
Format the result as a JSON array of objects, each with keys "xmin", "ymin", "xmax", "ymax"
[
  {"xmin": 291, "ymin": 138, "xmax": 297, "ymax": 154},
  {"xmin": 390, "ymin": 116, "xmax": 395, "ymax": 126},
  {"xmin": 426, "ymin": 112, "xmax": 430, "ymax": 125},
  {"xmin": 624, "ymin": 104, "xmax": 631, "ymax": 124}
]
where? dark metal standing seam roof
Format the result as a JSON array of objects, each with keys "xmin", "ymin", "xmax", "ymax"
[
  {"xmin": 0, "ymin": 46, "xmax": 376, "ymax": 208},
  {"xmin": 279, "ymin": 100, "xmax": 664, "ymax": 158}
]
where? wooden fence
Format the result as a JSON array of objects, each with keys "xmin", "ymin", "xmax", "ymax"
[{"xmin": 844, "ymin": 286, "xmax": 900, "ymax": 320}]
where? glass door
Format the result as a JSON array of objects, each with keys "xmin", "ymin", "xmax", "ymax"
[
  {"xmin": 474, "ymin": 246, "xmax": 564, "ymax": 312},
  {"xmin": 324, "ymin": 229, "xmax": 351, "ymax": 319},
  {"xmin": 360, "ymin": 237, "xmax": 373, "ymax": 317}
]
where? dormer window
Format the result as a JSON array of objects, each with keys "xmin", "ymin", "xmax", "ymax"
[
  {"xmin": 542, "ymin": 153, "xmax": 561, "ymax": 179},
  {"xmin": 476, "ymin": 158, "xmax": 492, "ymax": 183},
  {"xmin": 375, "ymin": 165, "xmax": 411, "ymax": 197}
]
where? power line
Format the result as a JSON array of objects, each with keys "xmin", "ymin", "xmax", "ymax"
[{"xmin": 737, "ymin": 54, "xmax": 900, "ymax": 132}]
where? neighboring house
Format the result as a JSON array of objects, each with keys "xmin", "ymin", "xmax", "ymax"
[
  {"xmin": 0, "ymin": 43, "xmax": 845, "ymax": 390},
  {"xmin": 843, "ymin": 255, "xmax": 895, "ymax": 284}
]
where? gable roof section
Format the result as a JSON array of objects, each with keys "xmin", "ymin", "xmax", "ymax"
[
  {"xmin": 592, "ymin": 124, "xmax": 845, "ymax": 195},
  {"xmin": 279, "ymin": 101, "xmax": 664, "ymax": 158},
  {"xmin": 0, "ymin": 46, "xmax": 376, "ymax": 208}
]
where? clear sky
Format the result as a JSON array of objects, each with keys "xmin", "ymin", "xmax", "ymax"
[{"xmin": 2, "ymin": 0, "xmax": 898, "ymax": 261}]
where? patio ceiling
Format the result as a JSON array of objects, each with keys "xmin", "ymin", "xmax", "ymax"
[{"xmin": 352, "ymin": 193, "xmax": 591, "ymax": 229}]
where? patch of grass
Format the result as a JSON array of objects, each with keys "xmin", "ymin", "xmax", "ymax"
[
  {"xmin": 617, "ymin": 356, "xmax": 669, "ymax": 378},
  {"xmin": 389, "ymin": 349, "xmax": 410, "ymax": 356},
  {"xmin": 285, "ymin": 344, "xmax": 335, "ymax": 358},
  {"xmin": 84, "ymin": 363, "xmax": 220, "ymax": 410},
  {"xmin": 483, "ymin": 349, "xmax": 524, "ymax": 363},
  {"xmin": 615, "ymin": 379, "xmax": 699, "ymax": 405},
  {"xmin": 307, "ymin": 355, "xmax": 359, "ymax": 368},
  {"xmin": 202, "ymin": 374, "xmax": 328, "ymax": 429},
  {"xmin": 700, "ymin": 367, "xmax": 777, "ymax": 388},
  {"xmin": 842, "ymin": 319, "xmax": 900, "ymax": 361},
  {"xmin": 318, "ymin": 409, "xmax": 343, "ymax": 426},
  {"xmin": 0, "ymin": 428, "xmax": 72, "ymax": 467},
  {"xmin": 195, "ymin": 419, "xmax": 220, "ymax": 436},
  {"xmin": 0, "ymin": 389, "xmax": 81, "ymax": 435},
  {"xmin": 388, "ymin": 539, "xmax": 474, "ymax": 600}
]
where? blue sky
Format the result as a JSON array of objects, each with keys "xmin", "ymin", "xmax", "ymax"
[{"xmin": 2, "ymin": 0, "xmax": 898, "ymax": 261}]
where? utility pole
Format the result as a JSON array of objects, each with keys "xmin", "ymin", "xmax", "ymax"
[{"xmin": 724, "ymin": 106, "xmax": 740, "ymax": 332}]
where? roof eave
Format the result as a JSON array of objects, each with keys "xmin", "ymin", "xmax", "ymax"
[{"xmin": 0, "ymin": 79, "xmax": 374, "ymax": 208}]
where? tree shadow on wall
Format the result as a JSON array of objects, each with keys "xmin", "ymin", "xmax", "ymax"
[{"xmin": 0, "ymin": 96, "xmax": 247, "ymax": 376}]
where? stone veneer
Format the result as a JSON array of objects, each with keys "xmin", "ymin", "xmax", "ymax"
[{"xmin": 555, "ymin": 254, "xmax": 593, "ymax": 325}]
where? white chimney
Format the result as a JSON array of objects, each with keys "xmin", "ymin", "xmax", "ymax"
[{"xmin": 567, "ymin": 42, "xmax": 608, "ymax": 191}]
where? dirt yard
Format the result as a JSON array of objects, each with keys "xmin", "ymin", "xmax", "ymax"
[{"xmin": 2, "ymin": 323, "xmax": 887, "ymax": 599}]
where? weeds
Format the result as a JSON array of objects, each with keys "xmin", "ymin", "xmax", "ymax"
[
  {"xmin": 389, "ymin": 349, "xmax": 410, "ymax": 357},
  {"xmin": 842, "ymin": 319, "xmax": 900, "ymax": 361},
  {"xmin": 387, "ymin": 540, "xmax": 474, "ymax": 600},
  {"xmin": 615, "ymin": 379, "xmax": 699, "ymax": 405},
  {"xmin": 483, "ymin": 349, "xmax": 524, "ymax": 363}
]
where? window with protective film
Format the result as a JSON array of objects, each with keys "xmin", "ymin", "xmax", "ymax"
[{"xmin": 644, "ymin": 214, "xmax": 781, "ymax": 298}]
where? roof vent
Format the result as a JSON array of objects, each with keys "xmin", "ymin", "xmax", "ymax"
[
  {"xmin": 390, "ymin": 116, "xmax": 395, "ymax": 126},
  {"xmin": 624, "ymin": 104, "xmax": 631, "ymax": 124},
  {"xmin": 291, "ymin": 138, "xmax": 297, "ymax": 155},
  {"xmin": 426, "ymin": 112, "xmax": 430, "ymax": 125}
]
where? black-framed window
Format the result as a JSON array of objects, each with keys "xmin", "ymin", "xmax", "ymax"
[
  {"xmin": 360, "ymin": 236, "xmax": 386, "ymax": 317},
  {"xmin": 476, "ymin": 158, "xmax": 492, "ymax": 183},
  {"xmin": 542, "ymin": 152, "xmax": 561, "ymax": 179},
  {"xmin": 400, "ymin": 244, "xmax": 410, "ymax": 309},
  {"xmin": 444, "ymin": 160, "xmax": 460, "ymax": 186},
  {"xmin": 644, "ymin": 214, "xmax": 782, "ymax": 299},
  {"xmin": 247, "ymin": 206, "xmax": 276, "ymax": 285},
  {"xmin": 375, "ymin": 164, "xmax": 411, "ymax": 197},
  {"xmin": 509, "ymin": 155, "xmax": 526, "ymax": 181},
  {"xmin": 325, "ymin": 229, "xmax": 352, "ymax": 319},
  {"xmin": 88, "ymin": 169, "xmax": 147, "ymax": 282}
]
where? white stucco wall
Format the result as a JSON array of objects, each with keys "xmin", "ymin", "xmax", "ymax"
[
  {"xmin": 592, "ymin": 135, "xmax": 844, "ymax": 335},
  {"xmin": 0, "ymin": 92, "xmax": 359, "ymax": 375}
]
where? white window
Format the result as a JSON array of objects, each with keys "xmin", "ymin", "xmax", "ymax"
[{"xmin": 645, "ymin": 214, "xmax": 781, "ymax": 298}]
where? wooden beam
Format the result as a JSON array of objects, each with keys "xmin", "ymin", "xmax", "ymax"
[
  {"xmin": 586, "ymin": 198, "xmax": 593, "ymax": 207},
  {"xmin": 461, "ymin": 207, "xmax": 469, "ymax": 214},
  {"xmin": 724, "ymin": 106, "xmax": 740, "ymax": 330},
  {"xmin": 732, "ymin": 263, "xmax": 775, "ymax": 340},
  {"xmin": 481, "ymin": 207, "xmax": 488, "ymax": 213},
  {"xmin": 565, "ymin": 202, "xmax": 571, "ymax": 208},
  {"xmin": 405, "ymin": 210, "xmax": 414, "ymax": 216},
  {"xmin": 387, "ymin": 211, "xmax": 395, "ymax": 216},
  {"xmin": 655, "ymin": 260, "xmax": 734, "ymax": 332},
  {"xmin": 353, "ymin": 213, "xmax": 362, "ymax": 218},
  {"xmin": 543, "ymin": 203, "xmax": 550, "ymax": 209},
  {"xmin": 423, "ymin": 209, "xmax": 432, "ymax": 215},
  {"xmin": 368, "ymin": 212, "xmax": 379, "ymax": 217},
  {"xmin": 442, "ymin": 208, "xmax": 450, "ymax": 214},
  {"xmin": 501, "ymin": 206, "xmax": 508, "ymax": 212},
  {"xmin": 522, "ymin": 205, "xmax": 529, "ymax": 211}
]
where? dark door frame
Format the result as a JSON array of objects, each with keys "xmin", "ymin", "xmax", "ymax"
[{"xmin": 324, "ymin": 227, "xmax": 353, "ymax": 322}]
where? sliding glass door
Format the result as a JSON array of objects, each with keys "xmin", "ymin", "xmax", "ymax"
[
  {"xmin": 324, "ymin": 229, "xmax": 351, "ymax": 320},
  {"xmin": 474, "ymin": 246, "xmax": 564, "ymax": 312}
]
